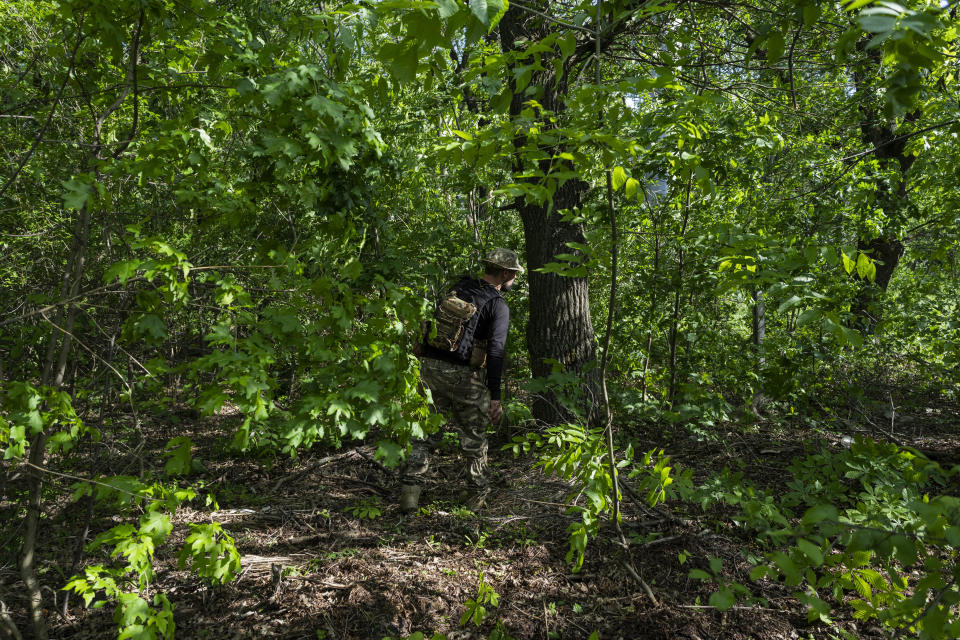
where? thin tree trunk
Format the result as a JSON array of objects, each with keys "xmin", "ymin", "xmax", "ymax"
[
  {"xmin": 750, "ymin": 288, "xmax": 767, "ymax": 416},
  {"xmin": 466, "ymin": 186, "xmax": 487, "ymax": 252},
  {"xmin": 640, "ymin": 215, "xmax": 661, "ymax": 404},
  {"xmin": 20, "ymin": 202, "xmax": 91, "ymax": 640},
  {"xmin": 600, "ymin": 167, "xmax": 621, "ymax": 530},
  {"xmin": 594, "ymin": 0, "xmax": 621, "ymax": 532},
  {"xmin": 752, "ymin": 288, "xmax": 765, "ymax": 366},
  {"xmin": 667, "ymin": 180, "xmax": 692, "ymax": 405}
]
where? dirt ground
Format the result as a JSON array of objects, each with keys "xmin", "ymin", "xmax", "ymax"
[{"xmin": 2, "ymin": 387, "xmax": 957, "ymax": 640}]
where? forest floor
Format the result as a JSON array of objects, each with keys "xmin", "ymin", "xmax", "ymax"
[{"xmin": 5, "ymin": 382, "xmax": 960, "ymax": 640}]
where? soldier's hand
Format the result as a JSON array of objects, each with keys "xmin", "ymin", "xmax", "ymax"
[{"xmin": 489, "ymin": 400, "xmax": 502, "ymax": 424}]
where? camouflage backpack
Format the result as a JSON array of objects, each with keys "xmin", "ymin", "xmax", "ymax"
[{"xmin": 424, "ymin": 280, "xmax": 501, "ymax": 367}]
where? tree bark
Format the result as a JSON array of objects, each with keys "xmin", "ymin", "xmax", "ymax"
[
  {"xmin": 850, "ymin": 234, "xmax": 905, "ymax": 332},
  {"xmin": 518, "ymin": 180, "xmax": 598, "ymax": 423},
  {"xmin": 499, "ymin": 5, "xmax": 599, "ymax": 424},
  {"xmin": 849, "ymin": 44, "xmax": 916, "ymax": 332},
  {"xmin": 640, "ymin": 208, "xmax": 662, "ymax": 404},
  {"xmin": 752, "ymin": 288, "xmax": 765, "ymax": 365},
  {"xmin": 667, "ymin": 180, "xmax": 692, "ymax": 404},
  {"xmin": 20, "ymin": 192, "xmax": 91, "ymax": 640}
]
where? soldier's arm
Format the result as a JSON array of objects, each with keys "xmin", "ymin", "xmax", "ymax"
[{"xmin": 485, "ymin": 299, "xmax": 510, "ymax": 402}]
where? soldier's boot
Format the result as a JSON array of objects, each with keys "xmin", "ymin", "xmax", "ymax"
[
  {"xmin": 458, "ymin": 486, "xmax": 490, "ymax": 512},
  {"xmin": 398, "ymin": 484, "xmax": 422, "ymax": 515}
]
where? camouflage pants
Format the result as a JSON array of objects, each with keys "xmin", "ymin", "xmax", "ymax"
[{"xmin": 403, "ymin": 357, "xmax": 490, "ymax": 489}]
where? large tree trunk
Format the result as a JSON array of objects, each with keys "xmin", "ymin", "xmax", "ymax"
[
  {"xmin": 849, "ymin": 45, "xmax": 916, "ymax": 332},
  {"xmin": 850, "ymin": 234, "xmax": 904, "ymax": 331},
  {"xmin": 519, "ymin": 180, "xmax": 598, "ymax": 423},
  {"xmin": 499, "ymin": 5, "xmax": 599, "ymax": 424}
]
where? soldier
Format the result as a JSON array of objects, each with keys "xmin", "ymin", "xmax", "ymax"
[{"xmin": 400, "ymin": 248, "xmax": 523, "ymax": 514}]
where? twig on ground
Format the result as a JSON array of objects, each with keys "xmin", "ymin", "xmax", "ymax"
[
  {"xmin": 542, "ymin": 598, "xmax": 550, "ymax": 640},
  {"xmin": 635, "ymin": 534, "xmax": 683, "ymax": 548},
  {"xmin": 323, "ymin": 474, "xmax": 389, "ymax": 495},
  {"xmin": 289, "ymin": 576, "xmax": 357, "ymax": 590},
  {"xmin": 622, "ymin": 559, "xmax": 659, "ymax": 606},
  {"xmin": 0, "ymin": 600, "xmax": 23, "ymax": 640},
  {"xmin": 490, "ymin": 516, "xmax": 530, "ymax": 532},
  {"xmin": 271, "ymin": 448, "xmax": 363, "ymax": 492},
  {"xmin": 355, "ymin": 448, "xmax": 394, "ymax": 476},
  {"xmin": 285, "ymin": 532, "xmax": 329, "ymax": 546},
  {"xmin": 681, "ymin": 604, "xmax": 780, "ymax": 612},
  {"xmin": 512, "ymin": 496, "xmax": 571, "ymax": 508},
  {"xmin": 278, "ymin": 505, "xmax": 316, "ymax": 533}
]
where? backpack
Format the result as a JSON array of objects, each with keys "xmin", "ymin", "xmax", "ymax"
[{"xmin": 424, "ymin": 280, "xmax": 500, "ymax": 366}]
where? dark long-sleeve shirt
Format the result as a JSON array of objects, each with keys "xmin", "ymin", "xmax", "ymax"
[{"xmin": 421, "ymin": 278, "xmax": 510, "ymax": 400}]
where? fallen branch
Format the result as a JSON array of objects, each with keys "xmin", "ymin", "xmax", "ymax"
[
  {"xmin": 290, "ymin": 576, "xmax": 358, "ymax": 590},
  {"xmin": 323, "ymin": 474, "xmax": 389, "ymax": 495},
  {"xmin": 285, "ymin": 532, "xmax": 329, "ymax": 546},
  {"xmin": 635, "ymin": 534, "xmax": 683, "ymax": 548},
  {"xmin": 355, "ymin": 448, "xmax": 395, "ymax": 476},
  {"xmin": 680, "ymin": 604, "xmax": 779, "ymax": 612},
  {"xmin": 271, "ymin": 448, "xmax": 364, "ymax": 492},
  {"xmin": 0, "ymin": 600, "xmax": 23, "ymax": 640},
  {"xmin": 622, "ymin": 559, "xmax": 658, "ymax": 606}
]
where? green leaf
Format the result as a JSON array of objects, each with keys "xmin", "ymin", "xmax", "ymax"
[
  {"xmin": 945, "ymin": 526, "xmax": 960, "ymax": 547},
  {"xmin": 435, "ymin": 0, "xmax": 460, "ymax": 19},
  {"xmin": 346, "ymin": 379, "xmax": 380, "ymax": 403},
  {"xmin": 688, "ymin": 568, "xmax": 712, "ymax": 581},
  {"xmin": 490, "ymin": 89, "xmax": 513, "ymax": 113},
  {"xmin": 485, "ymin": 0, "xmax": 508, "ymax": 29},
  {"xmin": 140, "ymin": 511, "xmax": 173, "ymax": 544},
  {"xmin": 772, "ymin": 551, "xmax": 801, "ymax": 585},
  {"xmin": 558, "ymin": 32, "xmax": 576, "ymax": 59},
  {"xmin": 375, "ymin": 439, "xmax": 404, "ymax": 467},
  {"xmin": 802, "ymin": 3, "xmax": 821, "ymax": 26},
  {"xmin": 708, "ymin": 556, "xmax": 723, "ymax": 574},
  {"xmin": 855, "ymin": 253, "xmax": 876, "ymax": 282},
  {"xmin": 778, "ymin": 295, "xmax": 802, "ymax": 313},
  {"xmin": 852, "ymin": 573, "xmax": 871, "ymax": 598},
  {"xmin": 163, "ymin": 436, "xmax": 193, "ymax": 476},
  {"xmin": 117, "ymin": 595, "xmax": 150, "ymax": 626},
  {"xmin": 103, "ymin": 259, "xmax": 142, "ymax": 284},
  {"xmin": 891, "ymin": 534, "xmax": 917, "ymax": 566},
  {"xmin": 858, "ymin": 13, "xmax": 896, "ymax": 33},
  {"xmin": 611, "ymin": 166, "xmax": 627, "ymax": 191},
  {"xmin": 796, "ymin": 538, "xmax": 824, "ymax": 567},
  {"xmin": 62, "ymin": 178, "xmax": 93, "ymax": 210},
  {"xmin": 709, "ymin": 588, "xmax": 736, "ymax": 611},
  {"xmin": 342, "ymin": 258, "xmax": 363, "ymax": 280},
  {"xmin": 469, "ymin": 0, "xmax": 488, "ymax": 23},
  {"xmin": 381, "ymin": 41, "xmax": 420, "ymax": 83},
  {"xmin": 134, "ymin": 314, "xmax": 168, "ymax": 341},
  {"xmin": 803, "ymin": 504, "xmax": 839, "ymax": 526},
  {"xmin": 625, "ymin": 178, "xmax": 640, "ymax": 200},
  {"xmin": 799, "ymin": 592, "xmax": 832, "ymax": 623},
  {"xmin": 766, "ymin": 30, "xmax": 785, "ymax": 62}
]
